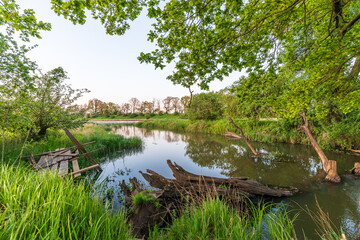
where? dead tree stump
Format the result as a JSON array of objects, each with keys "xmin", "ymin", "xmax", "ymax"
[{"xmin": 351, "ymin": 162, "xmax": 360, "ymax": 176}]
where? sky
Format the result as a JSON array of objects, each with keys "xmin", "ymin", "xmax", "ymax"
[{"xmin": 17, "ymin": 1, "xmax": 244, "ymax": 105}]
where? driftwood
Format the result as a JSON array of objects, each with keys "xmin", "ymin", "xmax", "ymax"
[
  {"xmin": 120, "ymin": 160, "xmax": 295, "ymax": 238},
  {"xmin": 227, "ymin": 118, "xmax": 259, "ymax": 155},
  {"xmin": 351, "ymin": 162, "xmax": 360, "ymax": 176}
]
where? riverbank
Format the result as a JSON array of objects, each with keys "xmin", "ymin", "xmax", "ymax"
[
  {"xmin": 135, "ymin": 117, "xmax": 360, "ymax": 151},
  {"xmin": 1, "ymin": 124, "xmax": 143, "ymax": 165}
]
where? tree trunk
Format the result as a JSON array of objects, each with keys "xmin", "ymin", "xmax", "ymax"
[
  {"xmin": 228, "ymin": 117, "xmax": 258, "ymax": 155},
  {"xmin": 38, "ymin": 125, "xmax": 48, "ymax": 136},
  {"xmin": 188, "ymin": 86, "xmax": 193, "ymax": 107},
  {"xmin": 299, "ymin": 112, "xmax": 340, "ymax": 183}
]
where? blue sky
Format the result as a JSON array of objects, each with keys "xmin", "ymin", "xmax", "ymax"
[{"xmin": 18, "ymin": 1, "xmax": 243, "ymax": 105}]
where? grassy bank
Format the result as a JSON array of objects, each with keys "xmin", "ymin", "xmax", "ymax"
[
  {"xmin": 0, "ymin": 164, "xmax": 134, "ymax": 240},
  {"xmin": 135, "ymin": 117, "xmax": 360, "ymax": 151},
  {"xmin": 1, "ymin": 124, "xmax": 143, "ymax": 165}
]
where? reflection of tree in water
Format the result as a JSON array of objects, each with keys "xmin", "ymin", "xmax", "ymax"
[
  {"xmin": 184, "ymin": 135, "xmax": 326, "ymax": 187},
  {"xmin": 164, "ymin": 131, "xmax": 180, "ymax": 142}
]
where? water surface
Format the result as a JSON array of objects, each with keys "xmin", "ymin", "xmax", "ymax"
[{"xmin": 96, "ymin": 124, "xmax": 360, "ymax": 239}]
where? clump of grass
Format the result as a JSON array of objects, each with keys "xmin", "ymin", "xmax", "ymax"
[
  {"xmin": 0, "ymin": 164, "xmax": 134, "ymax": 240},
  {"xmin": 132, "ymin": 191, "xmax": 161, "ymax": 209},
  {"xmin": 149, "ymin": 198, "xmax": 297, "ymax": 239}
]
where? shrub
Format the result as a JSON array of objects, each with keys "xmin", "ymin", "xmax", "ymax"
[{"xmin": 186, "ymin": 92, "xmax": 223, "ymax": 121}]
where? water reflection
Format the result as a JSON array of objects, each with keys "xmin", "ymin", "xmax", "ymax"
[{"xmin": 96, "ymin": 124, "xmax": 359, "ymax": 240}]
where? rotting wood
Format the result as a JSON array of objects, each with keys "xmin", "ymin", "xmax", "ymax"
[
  {"xmin": 299, "ymin": 112, "xmax": 340, "ymax": 183},
  {"xmin": 72, "ymin": 159, "xmax": 81, "ymax": 178},
  {"xmin": 32, "ymin": 130, "xmax": 102, "ymax": 178},
  {"xmin": 138, "ymin": 160, "xmax": 294, "ymax": 200},
  {"xmin": 228, "ymin": 117, "xmax": 259, "ymax": 155},
  {"xmin": 23, "ymin": 141, "xmax": 96, "ymax": 158},
  {"xmin": 68, "ymin": 164, "xmax": 100, "ymax": 176},
  {"xmin": 351, "ymin": 162, "xmax": 360, "ymax": 176},
  {"xmin": 122, "ymin": 160, "xmax": 296, "ymax": 239},
  {"xmin": 64, "ymin": 128, "xmax": 102, "ymax": 171}
]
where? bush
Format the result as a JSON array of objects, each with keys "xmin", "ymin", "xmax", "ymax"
[{"xmin": 186, "ymin": 92, "xmax": 223, "ymax": 121}]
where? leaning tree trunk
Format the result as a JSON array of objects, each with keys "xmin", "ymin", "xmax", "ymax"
[
  {"xmin": 228, "ymin": 117, "xmax": 259, "ymax": 155},
  {"xmin": 299, "ymin": 112, "xmax": 340, "ymax": 183}
]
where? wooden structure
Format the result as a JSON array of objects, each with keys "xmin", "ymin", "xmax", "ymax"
[{"xmin": 30, "ymin": 128, "xmax": 102, "ymax": 178}]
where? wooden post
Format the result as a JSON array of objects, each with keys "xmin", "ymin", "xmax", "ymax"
[{"xmin": 64, "ymin": 128, "xmax": 102, "ymax": 171}]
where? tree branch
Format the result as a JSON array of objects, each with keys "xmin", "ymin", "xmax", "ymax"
[{"xmin": 341, "ymin": 11, "xmax": 360, "ymax": 36}]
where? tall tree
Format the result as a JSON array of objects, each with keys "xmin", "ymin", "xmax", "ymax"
[
  {"xmin": 162, "ymin": 96, "xmax": 172, "ymax": 113},
  {"xmin": 129, "ymin": 97, "xmax": 140, "ymax": 113},
  {"xmin": 170, "ymin": 97, "xmax": 180, "ymax": 113},
  {"xmin": 31, "ymin": 67, "xmax": 89, "ymax": 136},
  {"xmin": 87, "ymin": 98, "xmax": 104, "ymax": 114}
]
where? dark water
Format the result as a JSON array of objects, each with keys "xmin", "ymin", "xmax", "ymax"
[{"xmin": 96, "ymin": 124, "xmax": 360, "ymax": 239}]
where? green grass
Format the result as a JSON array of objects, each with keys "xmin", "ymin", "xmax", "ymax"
[
  {"xmin": 149, "ymin": 198, "xmax": 297, "ymax": 240},
  {"xmin": 0, "ymin": 164, "xmax": 134, "ymax": 240},
  {"xmin": 1, "ymin": 124, "xmax": 143, "ymax": 165}
]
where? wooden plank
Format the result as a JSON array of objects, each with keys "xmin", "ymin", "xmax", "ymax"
[
  {"xmin": 23, "ymin": 141, "xmax": 96, "ymax": 158},
  {"xmin": 51, "ymin": 162, "xmax": 58, "ymax": 172},
  {"xmin": 68, "ymin": 164, "xmax": 100, "ymax": 176},
  {"xmin": 37, "ymin": 154, "xmax": 48, "ymax": 169},
  {"xmin": 64, "ymin": 128, "xmax": 102, "ymax": 171},
  {"xmin": 72, "ymin": 159, "xmax": 81, "ymax": 178},
  {"xmin": 58, "ymin": 160, "xmax": 69, "ymax": 177}
]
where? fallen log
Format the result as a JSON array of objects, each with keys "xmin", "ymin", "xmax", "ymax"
[{"xmin": 121, "ymin": 161, "xmax": 296, "ymax": 238}]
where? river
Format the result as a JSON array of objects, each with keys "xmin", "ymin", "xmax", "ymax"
[{"xmin": 94, "ymin": 122, "xmax": 360, "ymax": 239}]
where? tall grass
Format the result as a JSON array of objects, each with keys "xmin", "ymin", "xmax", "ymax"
[
  {"xmin": 1, "ymin": 124, "xmax": 143, "ymax": 165},
  {"xmin": 0, "ymin": 164, "xmax": 134, "ymax": 240},
  {"xmin": 149, "ymin": 198, "xmax": 297, "ymax": 240}
]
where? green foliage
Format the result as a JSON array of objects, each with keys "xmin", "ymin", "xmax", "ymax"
[
  {"xmin": 132, "ymin": 191, "xmax": 159, "ymax": 208},
  {"xmin": 186, "ymin": 92, "xmax": 223, "ymax": 121},
  {"xmin": 0, "ymin": 164, "xmax": 134, "ymax": 240},
  {"xmin": 30, "ymin": 67, "xmax": 90, "ymax": 137}
]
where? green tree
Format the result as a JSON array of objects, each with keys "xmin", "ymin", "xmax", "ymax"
[
  {"xmin": 0, "ymin": 0, "xmax": 51, "ymax": 161},
  {"xmin": 46, "ymin": 1, "xmax": 360, "ymax": 181},
  {"xmin": 187, "ymin": 92, "xmax": 223, "ymax": 121},
  {"xmin": 30, "ymin": 67, "xmax": 89, "ymax": 136}
]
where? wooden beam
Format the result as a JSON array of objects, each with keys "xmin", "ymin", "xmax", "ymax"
[
  {"xmin": 72, "ymin": 159, "xmax": 81, "ymax": 178},
  {"xmin": 24, "ymin": 141, "xmax": 96, "ymax": 158},
  {"xmin": 68, "ymin": 164, "xmax": 100, "ymax": 176},
  {"xmin": 64, "ymin": 128, "xmax": 102, "ymax": 171}
]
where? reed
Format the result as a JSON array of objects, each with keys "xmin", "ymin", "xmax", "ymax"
[
  {"xmin": 149, "ymin": 198, "xmax": 297, "ymax": 239},
  {"xmin": 0, "ymin": 164, "xmax": 134, "ymax": 240}
]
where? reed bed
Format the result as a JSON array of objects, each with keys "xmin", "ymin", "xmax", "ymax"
[{"xmin": 0, "ymin": 164, "xmax": 134, "ymax": 240}]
